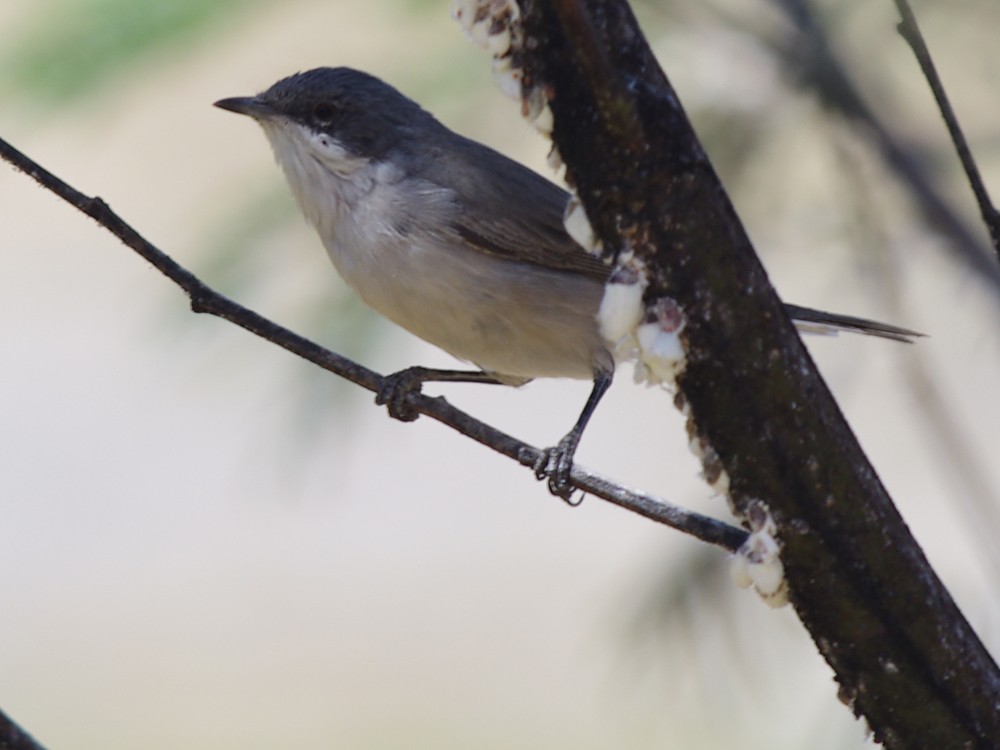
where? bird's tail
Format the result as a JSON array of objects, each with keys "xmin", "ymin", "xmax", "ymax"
[{"xmin": 785, "ymin": 303, "xmax": 923, "ymax": 344}]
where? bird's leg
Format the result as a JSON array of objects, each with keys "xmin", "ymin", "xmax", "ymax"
[
  {"xmin": 376, "ymin": 367, "xmax": 504, "ymax": 421},
  {"xmin": 534, "ymin": 371, "xmax": 613, "ymax": 502}
]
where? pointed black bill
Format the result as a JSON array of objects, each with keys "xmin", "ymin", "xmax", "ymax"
[{"xmin": 213, "ymin": 96, "xmax": 276, "ymax": 119}]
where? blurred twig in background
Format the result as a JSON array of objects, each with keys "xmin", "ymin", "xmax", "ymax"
[{"xmin": 893, "ymin": 0, "xmax": 1000, "ymax": 258}]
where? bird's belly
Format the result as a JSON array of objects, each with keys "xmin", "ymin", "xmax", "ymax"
[{"xmin": 327, "ymin": 236, "xmax": 610, "ymax": 381}]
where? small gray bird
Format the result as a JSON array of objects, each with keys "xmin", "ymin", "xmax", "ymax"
[{"xmin": 215, "ymin": 67, "xmax": 917, "ymax": 499}]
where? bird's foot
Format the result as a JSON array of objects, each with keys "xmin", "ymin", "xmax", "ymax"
[
  {"xmin": 375, "ymin": 367, "xmax": 426, "ymax": 422},
  {"xmin": 533, "ymin": 435, "xmax": 584, "ymax": 506}
]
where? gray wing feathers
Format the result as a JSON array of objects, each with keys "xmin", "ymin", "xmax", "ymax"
[{"xmin": 433, "ymin": 135, "xmax": 611, "ymax": 280}]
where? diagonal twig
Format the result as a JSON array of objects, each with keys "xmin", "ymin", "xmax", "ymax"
[
  {"xmin": 894, "ymin": 0, "xmax": 1000, "ymax": 259},
  {"xmin": 762, "ymin": 0, "xmax": 1000, "ymax": 290},
  {"xmin": 0, "ymin": 134, "xmax": 746, "ymax": 554}
]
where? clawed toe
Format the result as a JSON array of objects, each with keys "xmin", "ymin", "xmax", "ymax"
[
  {"xmin": 376, "ymin": 367, "xmax": 507, "ymax": 422},
  {"xmin": 375, "ymin": 369, "xmax": 423, "ymax": 422},
  {"xmin": 533, "ymin": 439, "xmax": 583, "ymax": 504}
]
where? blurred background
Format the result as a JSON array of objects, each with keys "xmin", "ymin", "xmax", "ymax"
[{"xmin": 2, "ymin": 0, "xmax": 999, "ymax": 747}]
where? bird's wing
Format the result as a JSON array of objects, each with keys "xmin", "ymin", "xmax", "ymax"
[{"xmin": 432, "ymin": 135, "xmax": 611, "ymax": 281}]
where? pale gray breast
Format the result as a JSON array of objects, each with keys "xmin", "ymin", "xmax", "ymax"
[{"xmin": 321, "ymin": 170, "xmax": 612, "ymax": 381}]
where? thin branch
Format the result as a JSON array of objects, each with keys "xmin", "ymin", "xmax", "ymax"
[
  {"xmin": 764, "ymin": 0, "xmax": 1000, "ymax": 291},
  {"xmin": 894, "ymin": 0, "xmax": 1000, "ymax": 259},
  {"xmin": 0, "ymin": 134, "xmax": 746, "ymax": 554}
]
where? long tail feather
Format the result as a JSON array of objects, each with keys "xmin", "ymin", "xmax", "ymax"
[{"xmin": 785, "ymin": 304, "xmax": 923, "ymax": 344}]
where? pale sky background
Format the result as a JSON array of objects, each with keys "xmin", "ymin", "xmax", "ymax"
[{"xmin": 2, "ymin": 1, "xmax": 1000, "ymax": 748}]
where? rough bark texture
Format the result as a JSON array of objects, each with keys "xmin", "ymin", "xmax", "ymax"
[{"xmin": 518, "ymin": 1, "xmax": 1000, "ymax": 747}]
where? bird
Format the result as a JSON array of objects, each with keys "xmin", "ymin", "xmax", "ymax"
[{"xmin": 214, "ymin": 67, "xmax": 919, "ymax": 499}]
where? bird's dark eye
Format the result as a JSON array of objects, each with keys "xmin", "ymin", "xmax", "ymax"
[{"xmin": 312, "ymin": 103, "xmax": 336, "ymax": 124}]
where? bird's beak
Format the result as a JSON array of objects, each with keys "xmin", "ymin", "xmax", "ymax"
[{"xmin": 213, "ymin": 96, "xmax": 276, "ymax": 119}]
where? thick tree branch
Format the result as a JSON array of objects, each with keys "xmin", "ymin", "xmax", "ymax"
[
  {"xmin": 893, "ymin": 0, "xmax": 1000, "ymax": 259},
  {"xmin": 517, "ymin": 1, "xmax": 1000, "ymax": 747},
  {"xmin": 0, "ymin": 134, "xmax": 746, "ymax": 554},
  {"xmin": 755, "ymin": 2, "xmax": 1000, "ymax": 583}
]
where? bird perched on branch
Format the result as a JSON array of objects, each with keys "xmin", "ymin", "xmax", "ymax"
[{"xmin": 215, "ymin": 67, "xmax": 919, "ymax": 499}]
